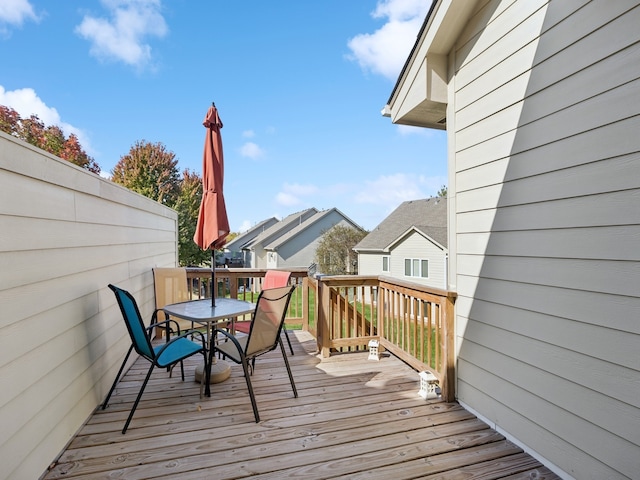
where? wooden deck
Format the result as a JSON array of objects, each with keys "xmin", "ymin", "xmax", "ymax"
[{"xmin": 43, "ymin": 331, "xmax": 559, "ymax": 479}]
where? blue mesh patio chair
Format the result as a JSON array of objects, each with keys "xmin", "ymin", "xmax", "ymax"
[
  {"xmin": 213, "ymin": 285, "xmax": 297, "ymax": 422},
  {"xmin": 103, "ymin": 284, "xmax": 208, "ymax": 434}
]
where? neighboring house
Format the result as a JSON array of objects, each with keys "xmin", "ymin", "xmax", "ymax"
[
  {"xmin": 263, "ymin": 208, "xmax": 363, "ymax": 270},
  {"xmin": 384, "ymin": 1, "xmax": 640, "ymax": 479},
  {"xmin": 241, "ymin": 207, "xmax": 363, "ymax": 270},
  {"xmin": 223, "ymin": 216, "xmax": 279, "ymax": 267},
  {"xmin": 354, "ymin": 198, "xmax": 447, "ymax": 290},
  {"xmin": 241, "ymin": 208, "xmax": 318, "ymax": 268}
]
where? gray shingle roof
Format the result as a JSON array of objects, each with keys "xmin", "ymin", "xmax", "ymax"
[
  {"xmin": 224, "ymin": 217, "xmax": 279, "ymax": 250},
  {"xmin": 354, "ymin": 197, "xmax": 447, "ymax": 251},
  {"xmin": 263, "ymin": 208, "xmax": 362, "ymax": 250},
  {"xmin": 243, "ymin": 208, "xmax": 318, "ymax": 249}
]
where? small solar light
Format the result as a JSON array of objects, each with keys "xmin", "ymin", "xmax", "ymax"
[
  {"xmin": 368, "ymin": 339, "xmax": 380, "ymax": 361},
  {"xmin": 418, "ymin": 371, "xmax": 439, "ymax": 399}
]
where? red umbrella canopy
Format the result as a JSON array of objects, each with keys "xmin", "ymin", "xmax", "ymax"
[{"xmin": 194, "ymin": 104, "xmax": 230, "ymax": 250}]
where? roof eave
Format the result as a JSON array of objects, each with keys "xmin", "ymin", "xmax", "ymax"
[{"xmin": 384, "ymin": 0, "xmax": 477, "ymax": 129}]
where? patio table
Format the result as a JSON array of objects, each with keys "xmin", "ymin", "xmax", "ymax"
[{"xmin": 162, "ymin": 297, "xmax": 254, "ymax": 396}]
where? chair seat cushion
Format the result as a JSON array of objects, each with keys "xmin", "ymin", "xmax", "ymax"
[
  {"xmin": 216, "ymin": 335, "xmax": 248, "ymax": 362},
  {"xmin": 155, "ymin": 338, "xmax": 203, "ymax": 368}
]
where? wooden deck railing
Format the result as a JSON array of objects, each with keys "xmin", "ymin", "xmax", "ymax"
[
  {"xmin": 314, "ymin": 275, "xmax": 456, "ymax": 402},
  {"xmin": 185, "ymin": 267, "xmax": 309, "ymax": 327},
  {"xmin": 184, "ymin": 268, "xmax": 455, "ymax": 400}
]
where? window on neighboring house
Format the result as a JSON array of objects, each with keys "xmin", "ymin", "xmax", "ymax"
[
  {"xmin": 404, "ymin": 258, "xmax": 428, "ymax": 278},
  {"xmin": 382, "ymin": 256, "xmax": 390, "ymax": 272}
]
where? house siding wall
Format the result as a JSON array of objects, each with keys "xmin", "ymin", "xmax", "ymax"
[
  {"xmin": 0, "ymin": 133, "xmax": 178, "ymax": 479},
  {"xmin": 390, "ymin": 231, "xmax": 446, "ymax": 290},
  {"xmin": 276, "ymin": 214, "xmax": 354, "ymax": 269},
  {"xmin": 357, "ymin": 251, "xmax": 386, "ymax": 276},
  {"xmin": 250, "ymin": 210, "xmax": 318, "ymax": 269},
  {"xmin": 450, "ymin": 1, "xmax": 640, "ymax": 478}
]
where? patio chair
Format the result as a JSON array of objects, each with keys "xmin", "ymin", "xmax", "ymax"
[
  {"xmin": 103, "ymin": 284, "xmax": 208, "ymax": 434},
  {"xmin": 213, "ymin": 285, "xmax": 298, "ymax": 422},
  {"xmin": 233, "ymin": 270, "xmax": 294, "ymax": 355},
  {"xmin": 153, "ymin": 267, "xmax": 192, "ymax": 338}
]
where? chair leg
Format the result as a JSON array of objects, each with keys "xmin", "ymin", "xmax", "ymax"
[
  {"xmin": 241, "ymin": 358, "xmax": 260, "ymax": 423},
  {"xmin": 282, "ymin": 328, "xmax": 294, "ymax": 355},
  {"xmin": 199, "ymin": 350, "xmax": 207, "ymax": 399},
  {"xmin": 122, "ymin": 363, "xmax": 155, "ymax": 434},
  {"xmin": 102, "ymin": 344, "xmax": 134, "ymax": 410},
  {"xmin": 279, "ymin": 339, "xmax": 298, "ymax": 398}
]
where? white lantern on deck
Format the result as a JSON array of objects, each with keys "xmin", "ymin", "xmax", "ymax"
[
  {"xmin": 367, "ymin": 339, "xmax": 380, "ymax": 361},
  {"xmin": 418, "ymin": 371, "xmax": 439, "ymax": 399}
]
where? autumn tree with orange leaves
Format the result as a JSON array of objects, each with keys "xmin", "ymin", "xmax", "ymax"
[{"xmin": 0, "ymin": 105, "xmax": 100, "ymax": 174}]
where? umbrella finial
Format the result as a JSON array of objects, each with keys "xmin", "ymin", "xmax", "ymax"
[{"xmin": 212, "ymin": 101, "xmax": 216, "ymax": 107}]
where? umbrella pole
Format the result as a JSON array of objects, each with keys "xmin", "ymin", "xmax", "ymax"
[{"xmin": 211, "ymin": 249, "xmax": 216, "ymax": 307}]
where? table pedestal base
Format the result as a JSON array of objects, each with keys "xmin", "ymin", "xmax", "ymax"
[{"xmin": 195, "ymin": 361, "xmax": 231, "ymax": 384}]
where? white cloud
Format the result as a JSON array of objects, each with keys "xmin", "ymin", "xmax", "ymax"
[
  {"xmin": 75, "ymin": 0, "xmax": 168, "ymax": 69},
  {"xmin": 353, "ymin": 173, "xmax": 445, "ymax": 205},
  {"xmin": 0, "ymin": 0, "xmax": 37, "ymax": 25},
  {"xmin": 276, "ymin": 191, "xmax": 301, "ymax": 207},
  {"xmin": 347, "ymin": 0, "xmax": 429, "ymax": 81},
  {"xmin": 0, "ymin": 85, "xmax": 94, "ymax": 154},
  {"xmin": 239, "ymin": 141, "xmax": 264, "ymax": 159},
  {"xmin": 275, "ymin": 183, "xmax": 320, "ymax": 208},
  {"xmin": 283, "ymin": 183, "xmax": 320, "ymax": 196},
  {"xmin": 237, "ymin": 220, "xmax": 253, "ymax": 233},
  {"xmin": 242, "ymin": 129, "xmax": 255, "ymax": 138}
]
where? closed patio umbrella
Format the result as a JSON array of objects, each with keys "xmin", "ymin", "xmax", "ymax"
[{"xmin": 194, "ymin": 103, "xmax": 230, "ymax": 306}]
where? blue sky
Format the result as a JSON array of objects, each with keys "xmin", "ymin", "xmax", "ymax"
[{"xmin": 0, "ymin": 0, "xmax": 447, "ymax": 232}]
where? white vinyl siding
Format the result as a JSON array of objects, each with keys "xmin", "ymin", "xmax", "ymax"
[
  {"xmin": 356, "ymin": 251, "xmax": 385, "ymax": 276},
  {"xmin": 0, "ymin": 132, "xmax": 178, "ymax": 480},
  {"xmin": 450, "ymin": 1, "xmax": 640, "ymax": 478},
  {"xmin": 391, "ymin": 230, "xmax": 446, "ymax": 290}
]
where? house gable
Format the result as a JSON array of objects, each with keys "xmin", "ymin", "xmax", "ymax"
[
  {"xmin": 242, "ymin": 208, "xmax": 318, "ymax": 268},
  {"xmin": 224, "ymin": 216, "xmax": 279, "ymax": 252},
  {"xmin": 264, "ymin": 208, "xmax": 364, "ymax": 269},
  {"xmin": 354, "ymin": 197, "xmax": 447, "ymax": 253},
  {"xmin": 388, "ymin": 228, "xmax": 448, "ymax": 290}
]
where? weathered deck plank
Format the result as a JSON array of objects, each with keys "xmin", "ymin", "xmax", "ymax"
[{"xmin": 43, "ymin": 331, "xmax": 559, "ymax": 479}]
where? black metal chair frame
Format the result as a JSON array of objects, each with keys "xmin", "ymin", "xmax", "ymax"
[
  {"xmin": 103, "ymin": 284, "xmax": 208, "ymax": 434},
  {"xmin": 213, "ymin": 285, "xmax": 298, "ymax": 422}
]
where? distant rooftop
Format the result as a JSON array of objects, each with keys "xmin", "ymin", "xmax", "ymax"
[{"xmin": 354, "ymin": 197, "xmax": 447, "ymax": 251}]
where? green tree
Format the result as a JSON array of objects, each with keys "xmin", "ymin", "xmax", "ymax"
[
  {"xmin": 175, "ymin": 169, "xmax": 210, "ymax": 266},
  {"xmin": 315, "ymin": 224, "xmax": 368, "ymax": 275},
  {"xmin": 437, "ymin": 185, "xmax": 448, "ymax": 197},
  {"xmin": 111, "ymin": 140, "xmax": 180, "ymax": 206},
  {"xmin": 41, "ymin": 125, "xmax": 65, "ymax": 157},
  {"xmin": 18, "ymin": 114, "xmax": 45, "ymax": 148}
]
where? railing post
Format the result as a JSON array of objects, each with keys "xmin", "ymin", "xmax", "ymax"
[
  {"xmin": 302, "ymin": 276, "xmax": 309, "ymax": 332},
  {"xmin": 377, "ymin": 285, "xmax": 384, "ymax": 344},
  {"xmin": 317, "ymin": 277, "xmax": 331, "ymax": 357},
  {"xmin": 441, "ymin": 293, "xmax": 456, "ymax": 402}
]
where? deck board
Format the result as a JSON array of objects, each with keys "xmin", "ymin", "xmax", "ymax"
[{"xmin": 43, "ymin": 331, "xmax": 559, "ymax": 479}]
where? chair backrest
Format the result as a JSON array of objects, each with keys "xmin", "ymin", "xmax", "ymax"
[
  {"xmin": 153, "ymin": 268, "xmax": 189, "ymax": 309},
  {"xmin": 263, "ymin": 270, "xmax": 291, "ymax": 289},
  {"xmin": 245, "ymin": 285, "xmax": 295, "ymax": 357},
  {"xmin": 108, "ymin": 284, "xmax": 155, "ymax": 360}
]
